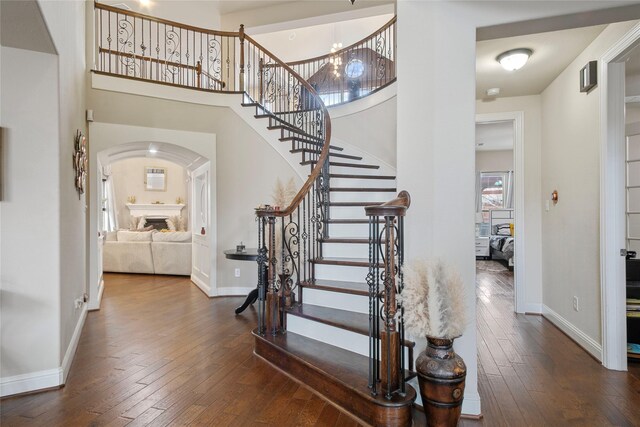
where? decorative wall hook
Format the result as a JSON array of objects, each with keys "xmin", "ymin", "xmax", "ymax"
[{"xmin": 551, "ymin": 190, "xmax": 559, "ymax": 205}]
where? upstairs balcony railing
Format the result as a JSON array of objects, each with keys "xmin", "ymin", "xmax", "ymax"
[{"xmin": 286, "ymin": 16, "xmax": 396, "ymax": 107}]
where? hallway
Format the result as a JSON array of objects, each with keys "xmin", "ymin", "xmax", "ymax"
[{"xmin": 1, "ymin": 272, "xmax": 639, "ymax": 426}]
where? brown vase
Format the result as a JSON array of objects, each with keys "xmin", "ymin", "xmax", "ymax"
[{"xmin": 416, "ymin": 337, "xmax": 466, "ymax": 427}]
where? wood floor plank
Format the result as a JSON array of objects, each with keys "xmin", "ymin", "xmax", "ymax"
[{"xmin": 2, "ymin": 269, "xmax": 640, "ymax": 426}]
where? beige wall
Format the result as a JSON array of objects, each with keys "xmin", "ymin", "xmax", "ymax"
[
  {"xmin": 110, "ymin": 158, "xmax": 189, "ymax": 229},
  {"xmin": 541, "ymin": 21, "xmax": 638, "ymax": 349},
  {"xmin": 475, "ymin": 150, "xmax": 513, "ymax": 172},
  {"xmin": 87, "ymin": 89, "xmax": 301, "ymax": 289}
]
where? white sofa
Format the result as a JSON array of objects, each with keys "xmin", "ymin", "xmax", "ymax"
[{"xmin": 102, "ymin": 230, "xmax": 192, "ymax": 276}]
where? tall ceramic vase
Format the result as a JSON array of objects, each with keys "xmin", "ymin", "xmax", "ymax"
[{"xmin": 416, "ymin": 337, "xmax": 466, "ymax": 427}]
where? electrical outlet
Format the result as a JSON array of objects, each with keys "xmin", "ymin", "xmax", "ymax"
[
  {"xmin": 235, "ymin": 268, "xmax": 241, "ymax": 278},
  {"xmin": 573, "ymin": 296, "xmax": 579, "ymax": 311}
]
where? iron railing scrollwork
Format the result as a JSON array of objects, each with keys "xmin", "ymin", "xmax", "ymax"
[{"xmin": 365, "ymin": 191, "xmax": 411, "ymax": 400}]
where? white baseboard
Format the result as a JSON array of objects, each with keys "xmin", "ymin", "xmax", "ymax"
[
  {"xmin": 216, "ymin": 286, "xmax": 254, "ymax": 296},
  {"xmin": 461, "ymin": 391, "xmax": 482, "ymax": 416},
  {"xmin": 0, "ymin": 368, "xmax": 62, "ymax": 397},
  {"xmin": 542, "ymin": 304, "xmax": 602, "ymax": 361},
  {"xmin": 191, "ymin": 275, "xmax": 212, "ymax": 296},
  {"xmin": 0, "ymin": 303, "xmax": 88, "ymax": 397},
  {"xmin": 523, "ymin": 302, "xmax": 543, "ymax": 314},
  {"xmin": 61, "ymin": 305, "xmax": 88, "ymax": 383},
  {"xmin": 88, "ymin": 278, "xmax": 104, "ymax": 311}
]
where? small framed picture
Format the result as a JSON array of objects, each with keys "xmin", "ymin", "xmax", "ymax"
[{"xmin": 580, "ymin": 61, "xmax": 597, "ymax": 93}]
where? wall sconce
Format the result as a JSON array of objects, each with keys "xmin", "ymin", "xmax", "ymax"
[{"xmin": 551, "ymin": 190, "xmax": 559, "ymax": 205}]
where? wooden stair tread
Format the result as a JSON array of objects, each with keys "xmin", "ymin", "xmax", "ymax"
[
  {"xmin": 319, "ymin": 237, "xmax": 369, "ymax": 244},
  {"xmin": 286, "ymin": 304, "xmax": 415, "ymax": 348},
  {"xmin": 312, "ymin": 257, "xmax": 374, "ymax": 267},
  {"xmin": 290, "ymin": 149, "xmax": 362, "ymax": 160},
  {"xmin": 301, "ymin": 279, "xmax": 369, "ymax": 296},
  {"xmin": 330, "ymin": 174, "xmax": 396, "ymax": 180},
  {"xmin": 326, "ymin": 218, "xmax": 379, "ymax": 224},
  {"xmin": 267, "ymin": 124, "xmax": 321, "ymax": 142},
  {"xmin": 253, "ymin": 329, "xmax": 416, "ymax": 425},
  {"xmin": 329, "ymin": 201, "xmax": 384, "ymax": 207},
  {"xmin": 279, "ymin": 136, "xmax": 341, "ymax": 150},
  {"xmin": 330, "ymin": 187, "xmax": 397, "ymax": 192},
  {"xmin": 302, "ymin": 160, "xmax": 380, "ymax": 169}
]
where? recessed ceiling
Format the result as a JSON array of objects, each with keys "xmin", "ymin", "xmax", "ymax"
[
  {"xmin": 476, "ymin": 25, "xmax": 606, "ymax": 99},
  {"xmin": 476, "ymin": 121, "xmax": 513, "ymax": 151}
]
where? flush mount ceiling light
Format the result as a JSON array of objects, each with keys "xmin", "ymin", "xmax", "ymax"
[{"xmin": 496, "ymin": 48, "xmax": 533, "ymax": 71}]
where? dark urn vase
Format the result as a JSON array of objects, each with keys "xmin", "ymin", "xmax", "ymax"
[{"xmin": 416, "ymin": 337, "xmax": 467, "ymax": 427}]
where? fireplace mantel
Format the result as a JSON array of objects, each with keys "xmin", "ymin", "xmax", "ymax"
[{"xmin": 126, "ymin": 203, "xmax": 185, "ymax": 218}]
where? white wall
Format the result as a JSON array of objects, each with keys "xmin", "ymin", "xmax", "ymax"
[
  {"xmin": 110, "ymin": 158, "xmax": 189, "ymax": 228},
  {"xmin": 396, "ymin": 0, "xmax": 634, "ymax": 416},
  {"xmin": 1, "ymin": 0, "xmax": 87, "ymax": 396},
  {"xmin": 0, "ymin": 47, "xmax": 61, "ymax": 387},
  {"xmin": 331, "ymin": 96, "xmax": 397, "ymax": 168},
  {"xmin": 475, "ymin": 150, "xmax": 513, "ymax": 172},
  {"xmin": 38, "ymin": 0, "xmax": 88, "ymax": 380},
  {"xmin": 541, "ymin": 21, "xmax": 638, "ymax": 358},
  {"xmin": 477, "ymin": 95, "xmax": 543, "ymax": 313}
]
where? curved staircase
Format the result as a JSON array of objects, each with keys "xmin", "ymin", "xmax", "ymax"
[{"xmin": 93, "ymin": 4, "xmax": 413, "ymax": 425}]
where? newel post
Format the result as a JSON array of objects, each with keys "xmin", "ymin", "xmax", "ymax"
[
  {"xmin": 365, "ymin": 191, "xmax": 411, "ymax": 399},
  {"xmin": 239, "ymin": 24, "xmax": 246, "ymax": 91}
]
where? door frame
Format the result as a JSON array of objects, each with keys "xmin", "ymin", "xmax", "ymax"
[
  {"xmin": 476, "ymin": 111, "xmax": 526, "ymax": 313},
  {"xmin": 600, "ymin": 22, "xmax": 640, "ymax": 371}
]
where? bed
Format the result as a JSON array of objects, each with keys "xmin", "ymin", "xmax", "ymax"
[{"xmin": 489, "ymin": 209, "xmax": 514, "ymax": 269}]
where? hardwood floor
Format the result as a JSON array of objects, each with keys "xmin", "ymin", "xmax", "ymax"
[{"xmin": 1, "ymin": 270, "xmax": 639, "ymax": 426}]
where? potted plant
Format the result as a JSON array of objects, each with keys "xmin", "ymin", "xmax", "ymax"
[{"xmin": 401, "ymin": 259, "xmax": 467, "ymax": 427}]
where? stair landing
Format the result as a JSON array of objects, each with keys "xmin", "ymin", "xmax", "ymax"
[{"xmin": 253, "ymin": 329, "xmax": 416, "ymax": 427}]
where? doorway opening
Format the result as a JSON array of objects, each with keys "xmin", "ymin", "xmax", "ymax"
[
  {"xmin": 475, "ymin": 113, "xmax": 525, "ymax": 314},
  {"xmin": 91, "ymin": 140, "xmax": 213, "ymax": 307}
]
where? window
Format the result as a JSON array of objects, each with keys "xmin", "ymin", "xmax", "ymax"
[{"xmin": 476, "ymin": 171, "xmax": 513, "ymax": 213}]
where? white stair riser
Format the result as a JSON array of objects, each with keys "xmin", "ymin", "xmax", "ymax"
[
  {"xmin": 286, "ymin": 315, "xmax": 413, "ymax": 367},
  {"xmin": 287, "ymin": 316, "xmax": 369, "ymax": 356},
  {"xmin": 322, "ymin": 243, "xmax": 369, "ymax": 258},
  {"xmin": 302, "ymin": 287, "xmax": 369, "ymax": 313},
  {"xmin": 327, "ymin": 223, "xmax": 369, "ymax": 237},
  {"xmin": 329, "ymin": 205, "xmax": 369, "ymax": 219},
  {"xmin": 330, "ymin": 191, "xmax": 396, "ymax": 203},
  {"xmin": 315, "ymin": 263, "xmax": 369, "ymax": 283},
  {"xmin": 326, "ymin": 165, "xmax": 382, "ymax": 175},
  {"xmin": 330, "ymin": 178, "xmax": 396, "ymax": 188}
]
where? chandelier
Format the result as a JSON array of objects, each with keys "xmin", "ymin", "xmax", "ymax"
[{"xmin": 329, "ymin": 43, "xmax": 343, "ymax": 78}]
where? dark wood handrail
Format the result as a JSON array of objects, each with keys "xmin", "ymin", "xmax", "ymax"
[
  {"xmin": 247, "ymin": 33, "xmax": 332, "ymax": 219},
  {"xmin": 286, "ymin": 16, "xmax": 396, "ymax": 66},
  {"xmin": 94, "ymin": 2, "xmax": 239, "ymax": 37},
  {"xmin": 365, "ymin": 190, "xmax": 411, "ymax": 217}
]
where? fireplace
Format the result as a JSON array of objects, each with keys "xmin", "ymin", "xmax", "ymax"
[{"xmin": 146, "ymin": 217, "xmax": 168, "ymax": 230}]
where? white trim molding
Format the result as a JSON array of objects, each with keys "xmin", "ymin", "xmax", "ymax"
[
  {"xmin": 0, "ymin": 368, "xmax": 62, "ymax": 397},
  {"xmin": 542, "ymin": 305, "xmax": 603, "ymax": 361},
  {"xmin": 88, "ymin": 278, "xmax": 104, "ymax": 311},
  {"xmin": 215, "ymin": 286, "xmax": 256, "ymax": 297},
  {"xmin": 191, "ymin": 275, "xmax": 212, "ymax": 296},
  {"xmin": 62, "ymin": 306, "xmax": 88, "ymax": 383},
  {"xmin": 599, "ymin": 22, "xmax": 640, "ymax": 371},
  {"xmin": 476, "ymin": 111, "xmax": 529, "ymax": 314}
]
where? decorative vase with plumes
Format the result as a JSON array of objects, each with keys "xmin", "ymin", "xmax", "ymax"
[{"xmin": 416, "ymin": 337, "xmax": 466, "ymax": 427}]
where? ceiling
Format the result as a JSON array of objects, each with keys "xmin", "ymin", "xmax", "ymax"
[
  {"xmin": 476, "ymin": 25, "xmax": 606, "ymax": 99},
  {"xmin": 217, "ymin": 1, "xmax": 296, "ymax": 15},
  {"xmin": 476, "ymin": 121, "xmax": 514, "ymax": 151}
]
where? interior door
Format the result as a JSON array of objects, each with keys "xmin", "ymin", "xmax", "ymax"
[{"xmin": 191, "ymin": 162, "xmax": 211, "ymax": 293}]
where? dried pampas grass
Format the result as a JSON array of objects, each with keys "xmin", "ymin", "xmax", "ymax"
[{"xmin": 401, "ymin": 259, "xmax": 467, "ymax": 339}]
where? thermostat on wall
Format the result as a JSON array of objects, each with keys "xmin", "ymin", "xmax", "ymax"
[{"xmin": 580, "ymin": 61, "xmax": 597, "ymax": 93}]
